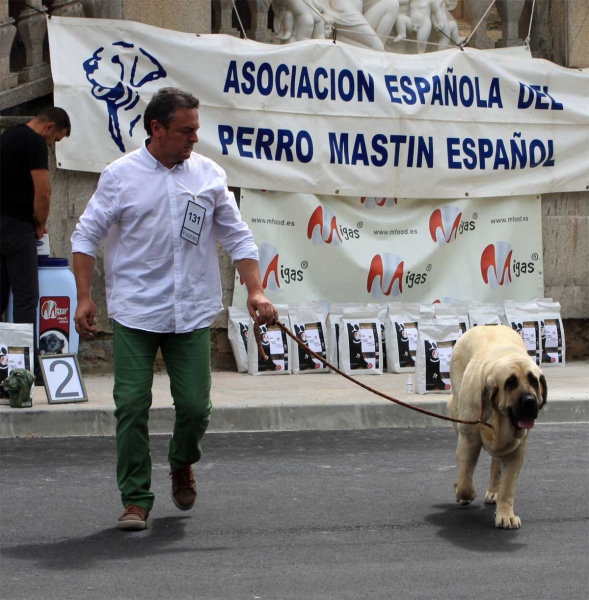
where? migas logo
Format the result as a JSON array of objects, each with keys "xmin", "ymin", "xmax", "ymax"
[
  {"xmin": 481, "ymin": 242, "xmax": 537, "ymax": 289},
  {"xmin": 41, "ymin": 300, "xmax": 67, "ymax": 320},
  {"xmin": 240, "ymin": 243, "xmax": 305, "ymax": 289},
  {"xmin": 429, "ymin": 205, "xmax": 477, "ymax": 247},
  {"xmin": 367, "ymin": 253, "xmax": 404, "ymax": 299},
  {"xmin": 360, "ymin": 197, "xmax": 397, "ymax": 209},
  {"xmin": 481, "ymin": 242, "xmax": 513, "ymax": 288},
  {"xmin": 307, "ymin": 206, "xmax": 343, "ymax": 245}
]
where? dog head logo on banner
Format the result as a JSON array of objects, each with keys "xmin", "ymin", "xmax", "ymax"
[
  {"xmin": 360, "ymin": 197, "xmax": 397, "ymax": 209},
  {"xmin": 367, "ymin": 253, "xmax": 404, "ymax": 299},
  {"xmin": 83, "ymin": 42, "xmax": 167, "ymax": 152},
  {"xmin": 481, "ymin": 242, "xmax": 513, "ymax": 288},
  {"xmin": 429, "ymin": 205, "xmax": 462, "ymax": 246},
  {"xmin": 307, "ymin": 206, "xmax": 342, "ymax": 245}
]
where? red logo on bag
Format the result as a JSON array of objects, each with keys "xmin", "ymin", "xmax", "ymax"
[
  {"xmin": 41, "ymin": 300, "xmax": 67, "ymax": 320},
  {"xmin": 481, "ymin": 242, "xmax": 513, "ymax": 288},
  {"xmin": 367, "ymin": 253, "xmax": 404, "ymax": 299},
  {"xmin": 307, "ymin": 206, "xmax": 342, "ymax": 245},
  {"xmin": 40, "ymin": 297, "xmax": 70, "ymax": 331},
  {"xmin": 429, "ymin": 206, "xmax": 462, "ymax": 246}
]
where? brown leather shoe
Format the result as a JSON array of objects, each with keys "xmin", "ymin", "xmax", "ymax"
[
  {"xmin": 170, "ymin": 465, "xmax": 197, "ymax": 510},
  {"xmin": 117, "ymin": 505, "xmax": 149, "ymax": 531}
]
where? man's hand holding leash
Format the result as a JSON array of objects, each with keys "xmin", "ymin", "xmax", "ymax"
[{"xmin": 235, "ymin": 258, "xmax": 278, "ymax": 327}]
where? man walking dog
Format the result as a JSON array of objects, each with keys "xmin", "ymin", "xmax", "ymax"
[{"xmin": 72, "ymin": 88, "xmax": 277, "ymax": 531}]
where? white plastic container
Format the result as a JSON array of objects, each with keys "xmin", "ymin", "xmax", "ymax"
[
  {"xmin": 7, "ymin": 257, "xmax": 79, "ymax": 355},
  {"xmin": 36, "ymin": 233, "xmax": 50, "ymax": 257}
]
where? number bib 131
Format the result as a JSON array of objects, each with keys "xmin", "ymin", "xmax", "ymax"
[{"xmin": 181, "ymin": 199, "xmax": 206, "ymax": 245}]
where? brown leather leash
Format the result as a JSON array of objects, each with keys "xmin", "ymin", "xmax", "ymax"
[{"xmin": 254, "ymin": 320, "xmax": 492, "ymax": 429}]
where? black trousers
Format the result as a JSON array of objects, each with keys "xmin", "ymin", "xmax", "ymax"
[{"xmin": 0, "ymin": 214, "xmax": 41, "ymax": 377}]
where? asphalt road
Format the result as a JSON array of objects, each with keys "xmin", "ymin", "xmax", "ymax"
[{"xmin": 1, "ymin": 425, "xmax": 588, "ymax": 600}]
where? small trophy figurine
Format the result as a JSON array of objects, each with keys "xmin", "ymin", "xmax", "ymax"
[{"xmin": 1, "ymin": 368, "xmax": 35, "ymax": 408}]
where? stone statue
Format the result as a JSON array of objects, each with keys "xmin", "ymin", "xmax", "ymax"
[
  {"xmin": 430, "ymin": 0, "xmax": 465, "ymax": 48},
  {"xmin": 408, "ymin": 0, "xmax": 433, "ymax": 53},
  {"xmin": 326, "ymin": 0, "xmax": 387, "ymax": 51},
  {"xmin": 271, "ymin": 0, "xmax": 331, "ymax": 42},
  {"xmin": 392, "ymin": 0, "xmax": 413, "ymax": 41},
  {"xmin": 1, "ymin": 368, "xmax": 35, "ymax": 409},
  {"xmin": 271, "ymin": 0, "xmax": 463, "ymax": 54},
  {"xmin": 363, "ymin": 0, "xmax": 400, "ymax": 41}
]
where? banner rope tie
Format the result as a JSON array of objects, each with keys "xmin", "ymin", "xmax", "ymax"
[
  {"xmin": 25, "ymin": 3, "xmax": 49, "ymax": 18},
  {"xmin": 232, "ymin": 0, "xmax": 249, "ymax": 40},
  {"xmin": 461, "ymin": 0, "xmax": 496, "ymax": 49},
  {"xmin": 254, "ymin": 321, "xmax": 493, "ymax": 430},
  {"xmin": 525, "ymin": 0, "xmax": 537, "ymax": 49}
]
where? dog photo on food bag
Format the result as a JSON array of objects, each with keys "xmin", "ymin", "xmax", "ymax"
[
  {"xmin": 347, "ymin": 324, "xmax": 373, "ymax": 369},
  {"xmin": 39, "ymin": 332, "xmax": 65, "ymax": 355},
  {"xmin": 425, "ymin": 341, "xmax": 449, "ymax": 391},
  {"xmin": 257, "ymin": 326, "xmax": 277, "ymax": 372},
  {"xmin": 449, "ymin": 325, "xmax": 547, "ymax": 529},
  {"xmin": 395, "ymin": 323, "xmax": 415, "ymax": 368},
  {"xmin": 294, "ymin": 324, "xmax": 318, "ymax": 371}
]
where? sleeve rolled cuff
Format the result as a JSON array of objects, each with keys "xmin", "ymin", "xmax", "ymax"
[
  {"xmin": 71, "ymin": 237, "xmax": 99, "ymax": 259},
  {"xmin": 231, "ymin": 248, "xmax": 259, "ymax": 265}
]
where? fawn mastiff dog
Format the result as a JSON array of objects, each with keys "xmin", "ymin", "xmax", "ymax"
[{"xmin": 449, "ymin": 325, "xmax": 547, "ymax": 529}]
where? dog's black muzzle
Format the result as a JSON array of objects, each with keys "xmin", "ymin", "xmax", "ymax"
[{"xmin": 510, "ymin": 394, "xmax": 540, "ymax": 428}]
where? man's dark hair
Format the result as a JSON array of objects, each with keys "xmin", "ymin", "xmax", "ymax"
[
  {"xmin": 143, "ymin": 88, "xmax": 200, "ymax": 136},
  {"xmin": 37, "ymin": 107, "xmax": 71, "ymax": 136}
]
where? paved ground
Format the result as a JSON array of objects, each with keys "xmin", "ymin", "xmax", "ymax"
[
  {"xmin": 1, "ymin": 425, "xmax": 588, "ymax": 600},
  {"xmin": 1, "ymin": 362, "xmax": 588, "ymax": 437}
]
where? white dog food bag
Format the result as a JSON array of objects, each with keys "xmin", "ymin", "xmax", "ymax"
[
  {"xmin": 385, "ymin": 303, "xmax": 421, "ymax": 373},
  {"xmin": 420, "ymin": 304, "xmax": 436, "ymax": 318},
  {"xmin": 504, "ymin": 302, "xmax": 541, "ymax": 365},
  {"xmin": 228, "ymin": 307, "xmax": 250, "ymax": 373},
  {"xmin": 435, "ymin": 304, "xmax": 470, "ymax": 335},
  {"xmin": 247, "ymin": 305, "xmax": 292, "ymax": 375},
  {"xmin": 326, "ymin": 303, "xmax": 346, "ymax": 371},
  {"xmin": 327, "ymin": 303, "xmax": 375, "ymax": 372},
  {"xmin": 468, "ymin": 306, "xmax": 502, "ymax": 327},
  {"xmin": 338, "ymin": 309, "xmax": 383, "ymax": 375},
  {"xmin": 415, "ymin": 319, "xmax": 461, "ymax": 395},
  {"xmin": 0, "ymin": 323, "xmax": 35, "ymax": 407},
  {"xmin": 538, "ymin": 301, "xmax": 565, "ymax": 366},
  {"xmin": 289, "ymin": 302, "xmax": 329, "ymax": 373}
]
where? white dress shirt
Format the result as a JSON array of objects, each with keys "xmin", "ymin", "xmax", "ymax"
[{"xmin": 71, "ymin": 142, "xmax": 258, "ymax": 333}]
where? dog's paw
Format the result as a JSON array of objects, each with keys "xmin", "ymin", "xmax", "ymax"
[
  {"xmin": 494, "ymin": 513, "xmax": 521, "ymax": 529},
  {"xmin": 454, "ymin": 483, "xmax": 475, "ymax": 505},
  {"xmin": 484, "ymin": 491, "xmax": 497, "ymax": 504}
]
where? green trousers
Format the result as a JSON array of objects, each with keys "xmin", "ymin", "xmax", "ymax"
[{"xmin": 113, "ymin": 321, "xmax": 212, "ymax": 511}]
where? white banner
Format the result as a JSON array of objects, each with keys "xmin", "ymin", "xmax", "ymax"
[
  {"xmin": 48, "ymin": 17, "xmax": 589, "ymax": 198},
  {"xmin": 232, "ymin": 191, "xmax": 544, "ymax": 306}
]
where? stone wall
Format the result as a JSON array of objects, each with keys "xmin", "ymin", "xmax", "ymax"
[{"xmin": 532, "ymin": 0, "xmax": 589, "ymax": 358}]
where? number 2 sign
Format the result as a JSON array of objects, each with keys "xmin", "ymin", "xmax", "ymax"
[{"xmin": 39, "ymin": 354, "xmax": 88, "ymax": 404}]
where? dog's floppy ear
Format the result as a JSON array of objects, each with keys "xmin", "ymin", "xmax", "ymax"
[
  {"xmin": 539, "ymin": 373, "xmax": 548, "ymax": 408},
  {"xmin": 481, "ymin": 379, "xmax": 498, "ymax": 423}
]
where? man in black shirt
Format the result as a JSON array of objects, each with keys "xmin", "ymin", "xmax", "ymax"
[{"xmin": 1, "ymin": 107, "xmax": 71, "ymax": 382}]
